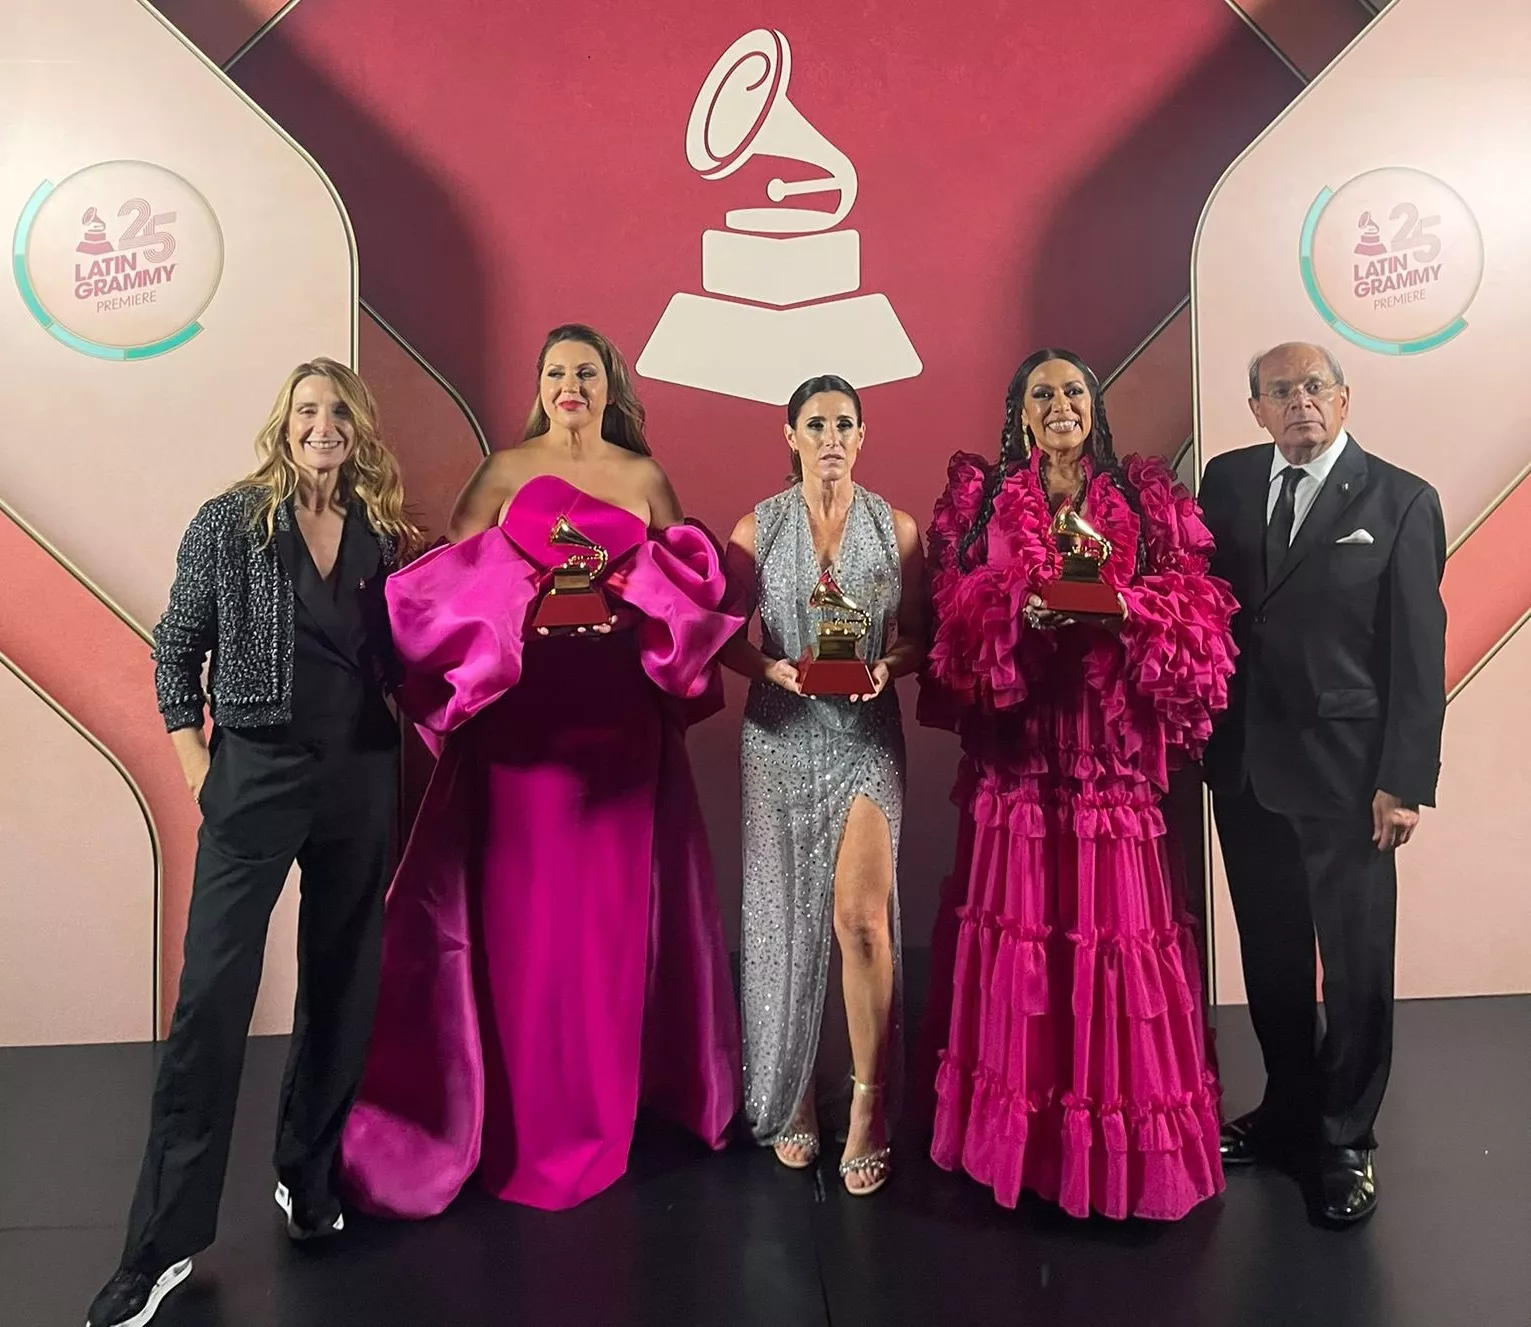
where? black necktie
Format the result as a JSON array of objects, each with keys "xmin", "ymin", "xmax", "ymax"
[{"xmin": 1265, "ymin": 465, "xmax": 1304, "ymax": 582}]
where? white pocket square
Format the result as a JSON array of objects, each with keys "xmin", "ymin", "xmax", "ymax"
[{"xmin": 1335, "ymin": 529, "xmax": 1374, "ymax": 545}]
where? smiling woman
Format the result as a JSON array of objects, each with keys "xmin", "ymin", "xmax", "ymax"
[
  {"xmin": 521, "ymin": 322, "xmax": 651, "ymax": 458},
  {"xmin": 87, "ymin": 358, "xmax": 423, "ymax": 1327},
  {"xmin": 917, "ymin": 347, "xmax": 1239, "ymax": 1222},
  {"xmin": 240, "ymin": 358, "xmax": 421, "ymax": 554},
  {"xmin": 338, "ymin": 324, "xmax": 744, "ymax": 1217}
]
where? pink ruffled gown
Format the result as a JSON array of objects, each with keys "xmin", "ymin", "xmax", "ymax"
[
  {"xmin": 339, "ymin": 474, "xmax": 743, "ymax": 1214},
  {"xmin": 918, "ymin": 451, "xmax": 1238, "ymax": 1220}
]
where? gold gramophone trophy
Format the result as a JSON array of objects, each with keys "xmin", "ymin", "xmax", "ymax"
[
  {"xmin": 1040, "ymin": 501, "xmax": 1123, "ymax": 621},
  {"xmin": 797, "ymin": 568, "xmax": 877, "ymax": 696},
  {"xmin": 530, "ymin": 515, "xmax": 613, "ymax": 631}
]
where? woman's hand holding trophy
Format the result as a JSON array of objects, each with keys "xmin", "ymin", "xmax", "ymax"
[
  {"xmin": 794, "ymin": 569, "xmax": 885, "ymax": 700},
  {"xmin": 532, "ymin": 514, "xmax": 620, "ymax": 637},
  {"xmin": 1023, "ymin": 501, "xmax": 1127, "ymax": 631}
]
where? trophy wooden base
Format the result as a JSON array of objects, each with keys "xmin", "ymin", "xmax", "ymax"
[
  {"xmin": 797, "ymin": 648, "xmax": 876, "ymax": 697},
  {"xmin": 1040, "ymin": 576, "xmax": 1123, "ymax": 619},
  {"xmin": 532, "ymin": 582, "xmax": 613, "ymax": 631}
]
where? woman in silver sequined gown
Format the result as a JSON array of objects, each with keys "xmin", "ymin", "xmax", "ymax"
[{"xmin": 721, "ymin": 376, "xmax": 925, "ymax": 1194}]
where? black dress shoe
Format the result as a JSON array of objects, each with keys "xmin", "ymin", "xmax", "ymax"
[
  {"xmin": 1319, "ymin": 1147, "xmax": 1377, "ymax": 1225},
  {"xmin": 1220, "ymin": 1110, "xmax": 1278, "ymax": 1167}
]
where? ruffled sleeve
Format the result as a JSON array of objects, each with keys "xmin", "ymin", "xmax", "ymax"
[
  {"xmin": 385, "ymin": 527, "xmax": 540, "ymax": 746},
  {"xmin": 920, "ymin": 452, "xmax": 1055, "ymax": 721},
  {"xmin": 607, "ymin": 519, "xmax": 744, "ymax": 725},
  {"xmin": 1112, "ymin": 455, "xmax": 1238, "ymax": 763}
]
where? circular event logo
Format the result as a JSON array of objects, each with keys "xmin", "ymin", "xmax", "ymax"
[
  {"xmin": 12, "ymin": 160, "xmax": 224, "ymax": 361},
  {"xmin": 1300, "ymin": 166, "xmax": 1483, "ymax": 356}
]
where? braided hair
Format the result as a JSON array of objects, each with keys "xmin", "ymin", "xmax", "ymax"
[{"xmin": 956, "ymin": 348, "xmax": 1149, "ymax": 572}]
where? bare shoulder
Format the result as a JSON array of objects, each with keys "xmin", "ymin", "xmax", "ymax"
[
  {"xmin": 603, "ymin": 446, "xmax": 662, "ymax": 477},
  {"xmin": 448, "ymin": 447, "xmax": 529, "ymax": 539},
  {"xmin": 891, "ymin": 507, "xmax": 921, "ymax": 547},
  {"xmin": 460, "ymin": 445, "xmax": 526, "ymax": 494},
  {"xmin": 728, "ymin": 509, "xmax": 758, "ymax": 552},
  {"xmin": 473, "ymin": 448, "xmax": 531, "ymax": 506},
  {"xmin": 624, "ymin": 452, "xmax": 683, "ymax": 525},
  {"xmin": 486, "ymin": 444, "xmax": 536, "ymax": 479},
  {"xmin": 599, "ymin": 445, "xmax": 660, "ymax": 484}
]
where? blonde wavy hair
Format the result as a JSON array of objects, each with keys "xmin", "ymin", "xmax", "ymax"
[{"xmin": 231, "ymin": 357, "xmax": 423, "ymax": 560}]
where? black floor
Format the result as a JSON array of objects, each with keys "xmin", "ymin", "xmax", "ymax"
[{"xmin": 2, "ymin": 978, "xmax": 1528, "ymax": 1327}]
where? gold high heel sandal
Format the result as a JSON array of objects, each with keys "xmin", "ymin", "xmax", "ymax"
[{"xmin": 839, "ymin": 1077, "xmax": 891, "ymax": 1196}]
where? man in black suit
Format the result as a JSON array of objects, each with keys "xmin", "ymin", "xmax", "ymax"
[{"xmin": 1197, "ymin": 341, "xmax": 1447, "ymax": 1225}]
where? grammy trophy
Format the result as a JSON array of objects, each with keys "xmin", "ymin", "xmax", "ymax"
[
  {"xmin": 1040, "ymin": 501, "xmax": 1123, "ymax": 622},
  {"xmin": 531, "ymin": 515, "xmax": 614, "ymax": 631},
  {"xmin": 797, "ymin": 568, "xmax": 877, "ymax": 696}
]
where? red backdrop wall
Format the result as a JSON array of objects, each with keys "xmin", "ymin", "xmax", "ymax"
[{"xmin": 226, "ymin": 0, "xmax": 1299, "ymax": 943}]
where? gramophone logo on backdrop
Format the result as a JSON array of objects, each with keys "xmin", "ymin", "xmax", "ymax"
[
  {"xmin": 13, "ymin": 160, "xmax": 225, "ymax": 360},
  {"xmin": 637, "ymin": 29, "xmax": 922, "ymax": 404},
  {"xmin": 1300, "ymin": 166, "xmax": 1483, "ymax": 356}
]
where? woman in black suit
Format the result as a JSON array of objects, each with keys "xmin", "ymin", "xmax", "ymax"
[{"xmin": 88, "ymin": 358, "xmax": 422, "ymax": 1327}]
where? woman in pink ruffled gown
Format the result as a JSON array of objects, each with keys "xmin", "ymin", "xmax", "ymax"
[
  {"xmin": 918, "ymin": 348, "xmax": 1238, "ymax": 1220},
  {"xmin": 338, "ymin": 325, "xmax": 743, "ymax": 1214}
]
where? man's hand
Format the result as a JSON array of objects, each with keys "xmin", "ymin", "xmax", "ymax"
[{"xmin": 1371, "ymin": 790, "xmax": 1419, "ymax": 851}]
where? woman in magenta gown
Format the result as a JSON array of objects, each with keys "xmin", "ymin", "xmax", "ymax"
[
  {"xmin": 338, "ymin": 325, "xmax": 743, "ymax": 1214},
  {"xmin": 918, "ymin": 348, "xmax": 1238, "ymax": 1220}
]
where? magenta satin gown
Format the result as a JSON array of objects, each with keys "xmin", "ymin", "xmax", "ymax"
[{"xmin": 339, "ymin": 474, "xmax": 743, "ymax": 1214}]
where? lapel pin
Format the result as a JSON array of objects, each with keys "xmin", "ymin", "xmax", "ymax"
[{"xmin": 1341, "ymin": 482, "xmax": 1350, "ymax": 492}]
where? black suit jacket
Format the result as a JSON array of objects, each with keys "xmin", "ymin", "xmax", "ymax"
[
  {"xmin": 273, "ymin": 500, "xmax": 399, "ymax": 689},
  {"xmin": 1198, "ymin": 436, "xmax": 1447, "ymax": 817},
  {"xmin": 274, "ymin": 503, "xmax": 385, "ymax": 672}
]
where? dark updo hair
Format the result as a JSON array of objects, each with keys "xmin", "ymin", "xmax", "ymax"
[
  {"xmin": 956, "ymin": 348, "xmax": 1147, "ymax": 571},
  {"xmin": 785, "ymin": 374, "xmax": 863, "ymax": 482}
]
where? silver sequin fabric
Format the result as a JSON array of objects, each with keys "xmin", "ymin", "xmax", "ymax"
[{"xmin": 739, "ymin": 484, "xmax": 907, "ymax": 1143}]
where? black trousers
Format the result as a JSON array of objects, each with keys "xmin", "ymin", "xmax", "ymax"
[
  {"xmin": 1213, "ymin": 785, "xmax": 1397, "ymax": 1152},
  {"xmin": 121, "ymin": 725, "xmax": 396, "ymax": 1272}
]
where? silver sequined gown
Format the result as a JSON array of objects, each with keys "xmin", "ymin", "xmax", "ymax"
[{"xmin": 740, "ymin": 484, "xmax": 907, "ymax": 1143}]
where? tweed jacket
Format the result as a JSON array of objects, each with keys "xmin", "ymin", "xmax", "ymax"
[{"xmin": 152, "ymin": 488, "xmax": 399, "ymax": 731}]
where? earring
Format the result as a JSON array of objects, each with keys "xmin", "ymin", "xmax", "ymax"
[{"xmin": 1020, "ymin": 424, "xmax": 1035, "ymax": 458}]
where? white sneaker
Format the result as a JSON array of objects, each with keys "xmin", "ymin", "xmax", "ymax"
[{"xmin": 85, "ymin": 1258, "xmax": 193, "ymax": 1326}]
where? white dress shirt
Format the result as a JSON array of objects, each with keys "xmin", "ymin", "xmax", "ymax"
[{"xmin": 1266, "ymin": 430, "xmax": 1350, "ymax": 543}]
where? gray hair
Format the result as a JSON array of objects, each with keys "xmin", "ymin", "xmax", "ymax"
[{"xmin": 1247, "ymin": 343, "xmax": 1345, "ymax": 398}]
